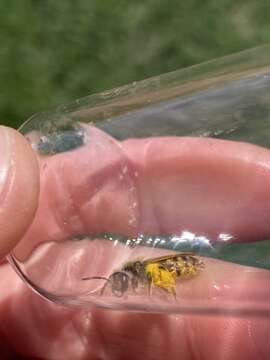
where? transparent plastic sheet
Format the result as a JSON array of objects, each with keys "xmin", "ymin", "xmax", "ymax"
[{"xmin": 7, "ymin": 44, "xmax": 270, "ymax": 316}]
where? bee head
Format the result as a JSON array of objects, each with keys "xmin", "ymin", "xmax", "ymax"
[
  {"xmin": 109, "ymin": 271, "xmax": 130, "ymax": 297},
  {"xmin": 82, "ymin": 272, "xmax": 130, "ymax": 297}
]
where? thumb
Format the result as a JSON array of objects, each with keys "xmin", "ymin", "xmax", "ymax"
[{"xmin": 0, "ymin": 126, "xmax": 39, "ymax": 257}]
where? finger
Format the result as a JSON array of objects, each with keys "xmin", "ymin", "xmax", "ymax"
[
  {"xmin": 122, "ymin": 136, "xmax": 270, "ymax": 242},
  {"xmin": 15, "ymin": 128, "xmax": 270, "ymax": 261},
  {"xmin": 90, "ymin": 308, "xmax": 270, "ymax": 360},
  {"xmin": 2, "ymin": 129, "xmax": 270, "ymax": 359},
  {"xmin": 0, "ymin": 265, "xmax": 269, "ymax": 360},
  {"xmin": 0, "ymin": 126, "xmax": 39, "ymax": 257},
  {"xmin": 10, "ymin": 128, "xmax": 270, "ymax": 305}
]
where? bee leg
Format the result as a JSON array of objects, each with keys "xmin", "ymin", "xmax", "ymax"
[
  {"xmin": 147, "ymin": 277, "xmax": 153, "ymax": 297},
  {"xmin": 171, "ymin": 286, "xmax": 177, "ymax": 301},
  {"xmin": 159, "ymin": 286, "xmax": 177, "ymax": 300},
  {"xmin": 147, "ymin": 281, "xmax": 152, "ymax": 296},
  {"xmin": 131, "ymin": 277, "xmax": 139, "ymax": 293},
  {"xmin": 100, "ymin": 277, "xmax": 111, "ymax": 296},
  {"xmin": 147, "ymin": 274, "xmax": 153, "ymax": 296}
]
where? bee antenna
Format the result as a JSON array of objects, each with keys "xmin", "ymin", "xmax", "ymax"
[
  {"xmin": 81, "ymin": 276, "xmax": 111, "ymax": 295},
  {"xmin": 82, "ymin": 276, "xmax": 109, "ymax": 282}
]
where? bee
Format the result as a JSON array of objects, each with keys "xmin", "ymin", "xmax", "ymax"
[{"xmin": 82, "ymin": 253, "xmax": 204, "ymax": 298}]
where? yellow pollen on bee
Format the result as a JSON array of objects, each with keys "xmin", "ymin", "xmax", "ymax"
[{"xmin": 145, "ymin": 263, "xmax": 177, "ymax": 291}]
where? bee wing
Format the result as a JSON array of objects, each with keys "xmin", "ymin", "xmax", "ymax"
[{"xmin": 142, "ymin": 253, "xmax": 196, "ymax": 266}]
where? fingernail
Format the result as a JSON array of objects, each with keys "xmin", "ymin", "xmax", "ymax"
[{"xmin": 0, "ymin": 126, "xmax": 11, "ymax": 200}]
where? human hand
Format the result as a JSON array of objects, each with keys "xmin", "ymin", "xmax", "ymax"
[{"xmin": 0, "ymin": 125, "xmax": 270, "ymax": 359}]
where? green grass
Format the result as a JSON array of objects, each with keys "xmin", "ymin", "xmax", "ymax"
[{"xmin": 1, "ymin": 0, "xmax": 270, "ymax": 128}]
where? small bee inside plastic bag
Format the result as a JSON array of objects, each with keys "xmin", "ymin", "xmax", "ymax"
[{"xmin": 8, "ymin": 45, "xmax": 270, "ymax": 316}]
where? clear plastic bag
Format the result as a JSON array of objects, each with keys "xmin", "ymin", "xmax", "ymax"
[{"xmin": 8, "ymin": 45, "xmax": 270, "ymax": 315}]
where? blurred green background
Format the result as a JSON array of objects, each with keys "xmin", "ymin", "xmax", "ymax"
[{"xmin": 1, "ymin": 0, "xmax": 270, "ymax": 129}]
